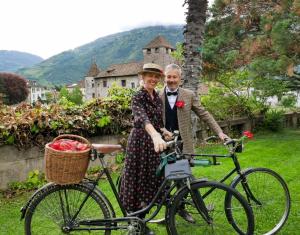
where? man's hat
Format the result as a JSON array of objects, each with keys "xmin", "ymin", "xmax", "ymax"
[{"xmin": 138, "ymin": 63, "xmax": 165, "ymax": 78}]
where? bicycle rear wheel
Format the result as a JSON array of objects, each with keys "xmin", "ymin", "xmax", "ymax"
[
  {"xmin": 229, "ymin": 167, "xmax": 291, "ymax": 235},
  {"xmin": 167, "ymin": 180, "xmax": 254, "ymax": 235},
  {"xmin": 24, "ymin": 183, "xmax": 111, "ymax": 235}
]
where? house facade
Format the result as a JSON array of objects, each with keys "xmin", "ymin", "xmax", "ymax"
[
  {"xmin": 85, "ymin": 36, "xmax": 176, "ymax": 100},
  {"xmin": 26, "ymin": 80, "xmax": 50, "ymax": 104}
]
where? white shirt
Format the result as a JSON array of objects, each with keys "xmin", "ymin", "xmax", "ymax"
[{"xmin": 165, "ymin": 87, "xmax": 178, "ymax": 109}]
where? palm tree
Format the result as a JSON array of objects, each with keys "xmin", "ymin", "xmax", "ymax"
[
  {"xmin": 182, "ymin": 0, "xmax": 209, "ymax": 140},
  {"xmin": 182, "ymin": 0, "xmax": 208, "ymax": 94}
]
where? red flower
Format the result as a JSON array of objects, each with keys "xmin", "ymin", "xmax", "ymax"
[
  {"xmin": 243, "ymin": 131, "xmax": 254, "ymax": 139},
  {"xmin": 175, "ymin": 100, "xmax": 185, "ymax": 108}
]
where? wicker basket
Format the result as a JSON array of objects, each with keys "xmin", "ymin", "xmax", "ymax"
[{"xmin": 45, "ymin": 134, "xmax": 91, "ymax": 184}]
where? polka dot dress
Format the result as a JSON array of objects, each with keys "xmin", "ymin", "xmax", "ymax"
[{"xmin": 119, "ymin": 88, "xmax": 164, "ymax": 212}]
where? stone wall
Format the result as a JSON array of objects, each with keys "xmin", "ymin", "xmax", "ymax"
[
  {"xmin": 0, "ymin": 135, "xmax": 122, "ymax": 190},
  {"xmin": 1, "ymin": 112, "xmax": 299, "ymax": 190}
]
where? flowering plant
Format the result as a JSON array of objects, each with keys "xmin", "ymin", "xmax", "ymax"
[
  {"xmin": 175, "ymin": 100, "xmax": 185, "ymax": 108},
  {"xmin": 238, "ymin": 131, "xmax": 254, "ymax": 145},
  {"xmin": 242, "ymin": 131, "xmax": 254, "ymax": 139},
  {"xmin": 233, "ymin": 131, "xmax": 254, "ymax": 153}
]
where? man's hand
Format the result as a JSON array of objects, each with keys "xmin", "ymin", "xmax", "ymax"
[
  {"xmin": 161, "ymin": 128, "xmax": 174, "ymax": 141},
  {"xmin": 218, "ymin": 132, "xmax": 229, "ymax": 141}
]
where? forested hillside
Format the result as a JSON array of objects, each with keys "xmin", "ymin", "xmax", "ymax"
[
  {"xmin": 18, "ymin": 25, "xmax": 183, "ymax": 85},
  {"xmin": 0, "ymin": 50, "xmax": 43, "ymax": 72},
  {"xmin": 17, "ymin": 0, "xmax": 299, "ymax": 87}
]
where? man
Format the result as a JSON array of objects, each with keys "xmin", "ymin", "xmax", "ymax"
[
  {"xmin": 160, "ymin": 64, "xmax": 228, "ymax": 223},
  {"xmin": 160, "ymin": 63, "xmax": 228, "ymax": 153}
]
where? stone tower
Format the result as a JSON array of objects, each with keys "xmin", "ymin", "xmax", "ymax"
[
  {"xmin": 143, "ymin": 36, "xmax": 176, "ymax": 69},
  {"xmin": 85, "ymin": 61, "xmax": 100, "ymax": 100}
]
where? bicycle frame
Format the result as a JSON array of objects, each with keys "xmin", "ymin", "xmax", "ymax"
[
  {"xmin": 186, "ymin": 146, "xmax": 262, "ymax": 205},
  {"xmin": 61, "ymin": 150, "xmax": 213, "ymax": 232}
]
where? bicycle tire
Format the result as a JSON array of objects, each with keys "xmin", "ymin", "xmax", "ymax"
[
  {"xmin": 167, "ymin": 180, "xmax": 254, "ymax": 235},
  {"xmin": 228, "ymin": 167, "xmax": 291, "ymax": 235},
  {"xmin": 24, "ymin": 183, "xmax": 112, "ymax": 235}
]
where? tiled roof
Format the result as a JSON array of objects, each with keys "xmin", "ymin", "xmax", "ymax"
[
  {"xmin": 86, "ymin": 62, "xmax": 100, "ymax": 77},
  {"xmin": 95, "ymin": 62, "xmax": 143, "ymax": 78},
  {"xmin": 26, "ymin": 80, "xmax": 46, "ymax": 88},
  {"xmin": 143, "ymin": 36, "xmax": 174, "ymax": 49},
  {"xmin": 77, "ymin": 79, "xmax": 85, "ymax": 88},
  {"xmin": 66, "ymin": 79, "xmax": 85, "ymax": 88}
]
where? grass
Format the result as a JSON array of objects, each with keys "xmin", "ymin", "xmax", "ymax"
[{"xmin": 0, "ymin": 129, "xmax": 299, "ymax": 234}]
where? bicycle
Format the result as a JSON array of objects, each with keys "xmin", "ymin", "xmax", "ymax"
[
  {"xmin": 21, "ymin": 133, "xmax": 255, "ymax": 235},
  {"xmin": 117, "ymin": 134, "xmax": 291, "ymax": 235},
  {"xmin": 187, "ymin": 135, "xmax": 291, "ymax": 235}
]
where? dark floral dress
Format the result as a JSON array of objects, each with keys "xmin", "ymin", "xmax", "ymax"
[{"xmin": 119, "ymin": 88, "xmax": 164, "ymax": 212}]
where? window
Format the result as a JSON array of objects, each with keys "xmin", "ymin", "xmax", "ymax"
[
  {"xmin": 92, "ymin": 93, "xmax": 95, "ymax": 98},
  {"xmin": 131, "ymin": 82, "xmax": 135, "ymax": 88},
  {"xmin": 147, "ymin": 48, "xmax": 151, "ymax": 54},
  {"xmin": 121, "ymin": 80, "xmax": 126, "ymax": 87},
  {"xmin": 103, "ymin": 80, "xmax": 107, "ymax": 87},
  {"xmin": 92, "ymin": 83, "xmax": 94, "ymax": 88},
  {"xmin": 155, "ymin": 47, "xmax": 159, "ymax": 53}
]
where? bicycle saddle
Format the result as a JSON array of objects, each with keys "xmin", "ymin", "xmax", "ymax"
[{"xmin": 92, "ymin": 144, "xmax": 123, "ymax": 154}]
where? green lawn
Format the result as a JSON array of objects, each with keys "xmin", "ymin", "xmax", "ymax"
[{"xmin": 1, "ymin": 129, "xmax": 299, "ymax": 234}]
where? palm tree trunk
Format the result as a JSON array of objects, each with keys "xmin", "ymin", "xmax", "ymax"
[
  {"xmin": 182, "ymin": 0, "xmax": 208, "ymax": 93},
  {"xmin": 182, "ymin": 0, "xmax": 208, "ymax": 141}
]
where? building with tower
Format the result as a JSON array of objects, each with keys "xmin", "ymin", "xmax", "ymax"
[{"xmin": 84, "ymin": 36, "xmax": 176, "ymax": 100}]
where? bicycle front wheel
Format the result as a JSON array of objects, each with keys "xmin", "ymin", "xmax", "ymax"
[
  {"xmin": 24, "ymin": 183, "xmax": 111, "ymax": 235},
  {"xmin": 167, "ymin": 180, "xmax": 254, "ymax": 235},
  {"xmin": 229, "ymin": 167, "xmax": 291, "ymax": 235}
]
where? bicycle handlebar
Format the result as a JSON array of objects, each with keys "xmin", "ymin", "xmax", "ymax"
[{"xmin": 205, "ymin": 135, "xmax": 237, "ymax": 146}]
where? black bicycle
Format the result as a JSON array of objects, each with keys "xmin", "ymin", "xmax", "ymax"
[
  {"xmin": 117, "ymin": 135, "xmax": 291, "ymax": 235},
  {"xmin": 21, "ymin": 133, "xmax": 254, "ymax": 234},
  {"xmin": 189, "ymin": 136, "xmax": 291, "ymax": 235}
]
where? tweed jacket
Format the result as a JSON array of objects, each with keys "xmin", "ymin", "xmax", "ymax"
[{"xmin": 159, "ymin": 87, "xmax": 222, "ymax": 154}]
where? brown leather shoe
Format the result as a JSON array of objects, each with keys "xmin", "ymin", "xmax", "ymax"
[{"xmin": 178, "ymin": 209, "xmax": 195, "ymax": 223}]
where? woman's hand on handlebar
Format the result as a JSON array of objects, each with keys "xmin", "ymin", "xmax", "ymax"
[{"xmin": 151, "ymin": 133, "xmax": 167, "ymax": 152}]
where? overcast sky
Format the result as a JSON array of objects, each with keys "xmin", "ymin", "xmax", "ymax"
[{"xmin": 0, "ymin": 0, "xmax": 213, "ymax": 59}]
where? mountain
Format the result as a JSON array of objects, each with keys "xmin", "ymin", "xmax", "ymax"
[
  {"xmin": 18, "ymin": 25, "xmax": 184, "ymax": 86},
  {"xmin": 0, "ymin": 50, "xmax": 43, "ymax": 72}
]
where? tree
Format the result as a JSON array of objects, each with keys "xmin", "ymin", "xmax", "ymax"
[
  {"xmin": 69, "ymin": 87, "xmax": 83, "ymax": 105},
  {"xmin": 59, "ymin": 86, "xmax": 69, "ymax": 99},
  {"xmin": 0, "ymin": 72, "xmax": 29, "ymax": 105},
  {"xmin": 203, "ymin": 0, "xmax": 299, "ymax": 82},
  {"xmin": 201, "ymin": 69, "xmax": 288, "ymax": 120},
  {"xmin": 58, "ymin": 86, "xmax": 83, "ymax": 105},
  {"xmin": 182, "ymin": 0, "xmax": 208, "ymax": 93}
]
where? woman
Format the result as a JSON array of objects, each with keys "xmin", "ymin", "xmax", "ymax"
[{"xmin": 119, "ymin": 63, "xmax": 171, "ymax": 234}]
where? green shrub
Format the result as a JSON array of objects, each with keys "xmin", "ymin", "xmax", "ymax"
[
  {"xmin": 115, "ymin": 152, "xmax": 125, "ymax": 164},
  {"xmin": 8, "ymin": 170, "xmax": 46, "ymax": 191},
  {"xmin": 263, "ymin": 109, "xmax": 284, "ymax": 132},
  {"xmin": 280, "ymin": 94, "xmax": 297, "ymax": 108}
]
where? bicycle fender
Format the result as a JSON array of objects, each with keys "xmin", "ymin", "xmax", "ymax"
[
  {"xmin": 20, "ymin": 182, "xmax": 55, "ymax": 220},
  {"xmin": 167, "ymin": 178, "xmax": 209, "ymax": 207},
  {"xmin": 230, "ymin": 167, "xmax": 254, "ymax": 187}
]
